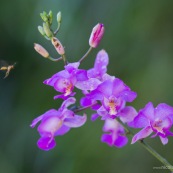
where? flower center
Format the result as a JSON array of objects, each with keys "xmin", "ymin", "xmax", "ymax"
[
  {"xmin": 42, "ymin": 117, "xmax": 63, "ymax": 135},
  {"xmin": 152, "ymin": 120, "xmax": 164, "ymax": 134},
  {"xmin": 108, "ymin": 99, "xmax": 117, "ymax": 115},
  {"xmin": 64, "ymin": 83, "xmax": 73, "ymax": 96}
]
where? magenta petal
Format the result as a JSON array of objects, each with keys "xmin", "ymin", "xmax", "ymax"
[
  {"xmin": 94, "ymin": 50, "xmax": 109, "ymax": 73},
  {"xmin": 55, "ymin": 125, "xmax": 70, "ymax": 136},
  {"xmin": 159, "ymin": 136, "xmax": 168, "ymax": 145},
  {"xmin": 37, "ymin": 136, "xmax": 56, "ymax": 151},
  {"xmin": 43, "ymin": 70, "xmax": 69, "ymax": 86},
  {"xmin": 30, "ymin": 109, "xmax": 59, "ymax": 128},
  {"xmin": 87, "ymin": 50, "xmax": 109, "ymax": 79},
  {"xmin": 160, "ymin": 117, "xmax": 172, "ymax": 131},
  {"xmin": 54, "ymin": 78, "xmax": 72, "ymax": 92},
  {"xmin": 64, "ymin": 114, "xmax": 87, "ymax": 127},
  {"xmin": 102, "ymin": 73, "xmax": 115, "ymax": 81},
  {"xmin": 130, "ymin": 112, "xmax": 150, "ymax": 128},
  {"xmin": 131, "ymin": 126, "xmax": 153, "ymax": 144},
  {"xmin": 87, "ymin": 68, "xmax": 97, "ymax": 78},
  {"xmin": 80, "ymin": 97, "xmax": 93, "ymax": 107},
  {"xmin": 60, "ymin": 97, "xmax": 76, "ymax": 110},
  {"xmin": 65, "ymin": 62, "xmax": 80, "ymax": 73},
  {"xmin": 91, "ymin": 113, "xmax": 100, "ymax": 121},
  {"xmin": 114, "ymin": 135, "xmax": 128, "ymax": 148},
  {"xmin": 91, "ymin": 104, "xmax": 101, "ymax": 110},
  {"xmin": 30, "ymin": 115, "xmax": 44, "ymax": 128},
  {"xmin": 119, "ymin": 106, "xmax": 137, "ymax": 124},
  {"xmin": 76, "ymin": 70, "xmax": 88, "ymax": 81},
  {"xmin": 141, "ymin": 102, "xmax": 155, "ymax": 120},
  {"xmin": 75, "ymin": 78, "xmax": 101, "ymax": 91},
  {"xmin": 112, "ymin": 78, "xmax": 128, "ymax": 97},
  {"xmin": 97, "ymin": 80, "xmax": 113, "ymax": 97},
  {"xmin": 155, "ymin": 103, "xmax": 173, "ymax": 120},
  {"xmin": 97, "ymin": 106, "xmax": 109, "ymax": 119},
  {"xmin": 54, "ymin": 93, "xmax": 76, "ymax": 100},
  {"xmin": 101, "ymin": 134, "xmax": 113, "ymax": 146},
  {"xmin": 119, "ymin": 90, "xmax": 137, "ymax": 102},
  {"xmin": 87, "ymin": 90, "xmax": 103, "ymax": 100}
]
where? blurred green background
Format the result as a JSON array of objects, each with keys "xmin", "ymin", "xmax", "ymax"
[{"xmin": 0, "ymin": 0, "xmax": 173, "ymax": 173}]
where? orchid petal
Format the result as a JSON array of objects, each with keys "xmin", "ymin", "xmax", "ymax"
[
  {"xmin": 114, "ymin": 135, "xmax": 128, "ymax": 148},
  {"xmin": 88, "ymin": 50, "xmax": 109, "ymax": 79},
  {"xmin": 112, "ymin": 78, "xmax": 128, "ymax": 97},
  {"xmin": 159, "ymin": 136, "xmax": 168, "ymax": 145},
  {"xmin": 55, "ymin": 125, "xmax": 70, "ymax": 136},
  {"xmin": 37, "ymin": 116, "xmax": 62, "ymax": 135},
  {"xmin": 80, "ymin": 97, "xmax": 92, "ymax": 107},
  {"xmin": 119, "ymin": 106, "xmax": 137, "ymax": 124},
  {"xmin": 65, "ymin": 62, "xmax": 80, "ymax": 73},
  {"xmin": 96, "ymin": 80, "xmax": 113, "ymax": 97},
  {"xmin": 129, "ymin": 112, "xmax": 150, "ymax": 128},
  {"xmin": 60, "ymin": 97, "xmax": 76, "ymax": 110},
  {"xmin": 101, "ymin": 134, "xmax": 113, "ymax": 146},
  {"xmin": 30, "ymin": 109, "xmax": 59, "ymax": 128},
  {"xmin": 37, "ymin": 136, "xmax": 56, "ymax": 151},
  {"xmin": 64, "ymin": 114, "xmax": 87, "ymax": 127},
  {"xmin": 76, "ymin": 70, "xmax": 88, "ymax": 81},
  {"xmin": 155, "ymin": 103, "xmax": 173, "ymax": 120},
  {"xmin": 141, "ymin": 102, "xmax": 155, "ymax": 120},
  {"xmin": 131, "ymin": 126, "xmax": 153, "ymax": 144},
  {"xmin": 75, "ymin": 78, "xmax": 101, "ymax": 91},
  {"xmin": 91, "ymin": 113, "xmax": 100, "ymax": 121}
]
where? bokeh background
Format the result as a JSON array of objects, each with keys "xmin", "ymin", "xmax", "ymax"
[{"xmin": 0, "ymin": 0, "xmax": 173, "ymax": 173}]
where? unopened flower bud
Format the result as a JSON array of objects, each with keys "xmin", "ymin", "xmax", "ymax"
[
  {"xmin": 48, "ymin": 11, "xmax": 53, "ymax": 25},
  {"xmin": 40, "ymin": 11, "xmax": 48, "ymax": 22},
  {"xmin": 57, "ymin": 11, "xmax": 62, "ymax": 23},
  {"xmin": 51, "ymin": 37, "xmax": 65, "ymax": 55},
  {"xmin": 34, "ymin": 43, "xmax": 49, "ymax": 58},
  {"xmin": 43, "ymin": 22, "xmax": 53, "ymax": 38},
  {"xmin": 38, "ymin": 26, "xmax": 45, "ymax": 36},
  {"xmin": 89, "ymin": 23, "xmax": 104, "ymax": 48}
]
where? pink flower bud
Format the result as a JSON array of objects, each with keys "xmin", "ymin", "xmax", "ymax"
[
  {"xmin": 51, "ymin": 37, "xmax": 65, "ymax": 55},
  {"xmin": 89, "ymin": 23, "xmax": 105, "ymax": 48},
  {"xmin": 34, "ymin": 43, "xmax": 49, "ymax": 58}
]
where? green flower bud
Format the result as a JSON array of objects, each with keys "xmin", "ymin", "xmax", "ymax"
[
  {"xmin": 40, "ymin": 11, "xmax": 48, "ymax": 22},
  {"xmin": 48, "ymin": 11, "xmax": 53, "ymax": 25},
  {"xmin": 38, "ymin": 26, "xmax": 45, "ymax": 36},
  {"xmin": 57, "ymin": 11, "xmax": 62, "ymax": 23},
  {"xmin": 43, "ymin": 22, "xmax": 52, "ymax": 38}
]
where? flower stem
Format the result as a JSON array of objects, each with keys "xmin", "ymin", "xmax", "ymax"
[
  {"xmin": 139, "ymin": 140, "xmax": 173, "ymax": 171},
  {"xmin": 48, "ymin": 56, "xmax": 63, "ymax": 62},
  {"xmin": 79, "ymin": 47, "xmax": 93, "ymax": 63},
  {"xmin": 116, "ymin": 118, "xmax": 173, "ymax": 171},
  {"xmin": 73, "ymin": 103, "xmax": 98, "ymax": 113},
  {"xmin": 62, "ymin": 54, "xmax": 67, "ymax": 65},
  {"xmin": 54, "ymin": 23, "xmax": 61, "ymax": 35}
]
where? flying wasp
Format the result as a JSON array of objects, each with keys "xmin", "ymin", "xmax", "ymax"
[{"xmin": 0, "ymin": 60, "xmax": 16, "ymax": 78}]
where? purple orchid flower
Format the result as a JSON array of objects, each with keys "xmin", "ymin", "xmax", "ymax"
[
  {"xmin": 43, "ymin": 62, "xmax": 80, "ymax": 99},
  {"xmin": 101, "ymin": 118, "xmax": 128, "ymax": 148},
  {"xmin": 30, "ymin": 97, "xmax": 87, "ymax": 151},
  {"xmin": 43, "ymin": 62, "xmax": 100, "ymax": 100},
  {"xmin": 131, "ymin": 102, "xmax": 173, "ymax": 145},
  {"xmin": 85, "ymin": 78, "xmax": 137, "ymax": 119}
]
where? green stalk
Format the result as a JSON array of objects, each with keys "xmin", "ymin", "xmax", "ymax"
[{"xmin": 79, "ymin": 47, "xmax": 93, "ymax": 63}]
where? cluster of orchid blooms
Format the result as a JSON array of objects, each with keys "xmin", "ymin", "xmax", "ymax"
[{"xmin": 31, "ymin": 11, "xmax": 173, "ymax": 151}]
